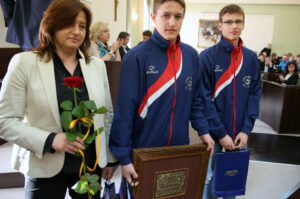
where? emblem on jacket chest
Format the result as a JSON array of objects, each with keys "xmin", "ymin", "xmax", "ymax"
[
  {"xmin": 243, "ymin": 75, "xmax": 251, "ymax": 88},
  {"xmin": 185, "ymin": 76, "xmax": 192, "ymax": 91},
  {"xmin": 146, "ymin": 65, "xmax": 159, "ymax": 74},
  {"xmin": 214, "ymin": 64, "xmax": 223, "ymax": 72}
]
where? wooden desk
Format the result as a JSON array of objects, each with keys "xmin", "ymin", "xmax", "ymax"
[
  {"xmin": 262, "ymin": 72, "xmax": 281, "ymax": 82},
  {"xmin": 104, "ymin": 61, "xmax": 121, "ymax": 109},
  {"xmin": 0, "ymin": 48, "xmax": 23, "ymax": 79},
  {"xmin": 259, "ymin": 80, "xmax": 300, "ymax": 134}
]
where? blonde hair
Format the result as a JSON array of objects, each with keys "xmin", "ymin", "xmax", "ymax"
[{"xmin": 90, "ymin": 21, "xmax": 109, "ymax": 42}]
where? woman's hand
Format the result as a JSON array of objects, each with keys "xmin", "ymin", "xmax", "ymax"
[
  {"xmin": 279, "ymin": 75, "xmax": 284, "ymax": 82},
  {"xmin": 52, "ymin": 133, "xmax": 85, "ymax": 154}
]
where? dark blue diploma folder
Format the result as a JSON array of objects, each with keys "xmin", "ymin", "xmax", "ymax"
[{"xmin": 212, "ymin": 149, "xmax": 250, "ymax": 197}]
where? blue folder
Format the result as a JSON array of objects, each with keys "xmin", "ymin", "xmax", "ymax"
[{"xmin": 212, "ymin": 149, "xmax": 250, "ymax": 197}]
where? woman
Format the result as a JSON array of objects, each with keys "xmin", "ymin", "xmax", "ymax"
[
  {"xmin": 0, "ymin": 0, "xmax": 116, "ymax": 198},
  {"xmin": 89, "ymin": 21, "xmax": 122, "ymax": 61},
  {"xmin": 279, "ymin": 62, "xmax": 299, "ymax": 85}
]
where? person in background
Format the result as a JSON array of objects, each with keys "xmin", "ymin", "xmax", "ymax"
[
  {"xmin": 296, "ymin": 54, "xmax": 300, "ymax": 71},
  {"xmin": 0, "ymin": 0, "xmax": 116, "ymax": 198},
  {"xmin": 109, "ymin": 0, "xmax": 214, "ymax": 187},
  {"xmin": 271, "ymin": 52, "xmax": 279, "ymax": 65},
  {"xmin": 117, "ymin": 31, "xmax": 131, "ymax": 60},
  {"xmin": 142, "ymin": 30, "xmax": 152, "ymax": 41},
  {"xmin": 88, "ymin": 21, "xmax": 122, "ymax": 61},
  {"xmin": 0, "ymin": 0, "xmax": 53, "ymax": 50},
  {"xmin": 258, "ymin": 53, "xmax": 265, "ymax": 71},
  {"xmin": 264, "ymin": 57, "xmax": 275, "ymax": 72},
  {"xmin": 260, "ymin": 43, "xmax": 272, "ymax": 57},
  {"xmin": 198, "ymin": 4, "xmax": 261, "ymax": 199},
  {"xmin": 279, "ymin": 62, "xmax": 298, "ymax": 85},
  {"xmin": 289, "ymin": 55, "xmax": 295, "ymax": 63},
  {"xmin": 279, "ymin": 55, "xmax": 289, "ymax": 71}
]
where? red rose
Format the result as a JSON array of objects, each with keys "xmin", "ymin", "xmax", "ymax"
[{"xmin": 63, "ymin": 76, "xmax": 84, "ymax": 88}]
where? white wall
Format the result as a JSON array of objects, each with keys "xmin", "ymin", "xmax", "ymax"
[
  {"xmin": 0, "ymin": 0, "xmax": 128, "ymax": 48},
  {"xmin": 181, "ymin": 12, "xmax": 275, "ymax": 54},
  {"xmin": 185, "ymin": 0, "xmax": 300, "ymax": 5}
]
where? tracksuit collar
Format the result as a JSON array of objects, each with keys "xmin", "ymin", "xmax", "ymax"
[
  {"xmin": 220, "ymin": 36, "xmax": 243, "ymax": 52},
  {"xmin": 151, "ymin": 29, "xmax": 181, "ymax": 51}
]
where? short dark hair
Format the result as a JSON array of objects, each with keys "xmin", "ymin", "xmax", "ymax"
[
  {"xmin": 153, "ymin": 0, "xmax": 185, "ymax": 15},
  {"xmin": 35, "ymin": 0, "xmax": 92, "ymax": 63},
  {"xmin": 219, "ymin": 4, "xmax": 245, "ymax": 22},
  {"xmin": 286, "ymin": 61, "xmax": 297, "ymax": 73},
  {"xmin": 117, "ymin": 31, "xmax": 130, "ymax": 39},
  {"xmin": 143, "ymin": 30, "xmax": 152, "ymax": 37}
]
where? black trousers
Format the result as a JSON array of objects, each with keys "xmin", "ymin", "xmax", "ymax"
[{"xmin": 24, "ymin": 166, "xmax": 102, "ymax": 199}]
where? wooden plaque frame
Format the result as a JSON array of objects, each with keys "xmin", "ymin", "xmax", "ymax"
[{"xmin": 132, "ymin": 144, "xmax": 210, "ymax": 199}]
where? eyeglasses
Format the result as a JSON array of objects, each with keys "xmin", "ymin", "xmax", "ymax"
[{"xmin": 222, "ymin": 19, "xmax": 244, "ymax": 26}]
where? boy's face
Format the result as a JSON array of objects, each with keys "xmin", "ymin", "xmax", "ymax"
[
  {"xmin": 219, "ymin": 13, "xmax": 244, "ymax": 45},
  {"xmin": 151, "ymin": 1, "xmax": 184, "ymax": 44}
]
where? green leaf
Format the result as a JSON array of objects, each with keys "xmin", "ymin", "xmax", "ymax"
[
  {"xmin": 72, "ymin": 104, "xmax": 84, "ymax": 118},
  {"xmin": 94, "ymin": 106, "xmax": 108, "ymax": 114},
  {"xmin": 81, "ymin": 100, "xmax": 97, "ymax": 111},
  {"xmin": 60, "ymin": 111, "xmax": 72, "ymax": 131},
  {"xmin": 84, "ymin": 131, "xmax": 97, "ymax": 144},
  {"xmin": 88, "ymin": 174, "xmax": 99, "ymax": 183},
  {"xmin": 89, "ymin": 182, "xmax": 101, "ymax": 195},
  {"xmin": 84, "ymin": 127, "xmax": 104, "ymax": 144},
  {"xmin": 66, "ymin": 132, "xmax": 77, "ymax": 141},
  {"xmin": 72, "ymin": 180, "xmax": 88, "ymax": 194},
  {"xmin": 81, "ymin": 173, "xmax": 91, "ymax": 181},
  {"xmin": 60, "ymin": 100, "xmax": 73, "ymax": 111}
]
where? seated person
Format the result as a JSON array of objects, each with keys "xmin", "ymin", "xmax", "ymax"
[
  {"xmin": 271, "ymin": 52, "xmax": 279, "ymax": 65},
  {"xmin": 278, "ymin": 62, "xmax": 298, "ymax": 85},
  {"xmin": 297, "ymin": 54, "xmax": 300, "ymax": 70},
  {"xmin": 142, "ymin": 30, "xmax": 152, "ymax": 41},
  {"xmin": 264, "ymin": 57, "xmax": 275, "ymax": 72},
  {"xmin": 279, "ymin": 55, "xmax": 289, "ymax": 70},
  {"xmin": 258, "ymin": 53, "xmax": 265, "ymax": 71},
  {"xmin": 88, "ymin": 21, "xmax": 122, "ymax": 61}
]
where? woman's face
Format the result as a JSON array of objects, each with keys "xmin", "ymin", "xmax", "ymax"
[
  {"xmin": 288, "ymin": 64, "xmax": 296, "ymax": 73},
  {"xmin": 54, "ymin": 11, "xmax": 86, "ymax": 53},
  {"xmin": 98, "ymin": 29, "xmax": 110, "ymax": 43}
]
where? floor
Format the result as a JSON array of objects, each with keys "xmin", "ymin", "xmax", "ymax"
[{"xmin": 0, "ymin": 119, "xmax": 299, "ymax": 199}]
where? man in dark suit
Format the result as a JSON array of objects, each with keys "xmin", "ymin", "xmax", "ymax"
[
  {"xmin": 0, "ymin": 0, "xmax": 53, "ymax": 51},
  {"xmin": 117, "ymin": 31, "xmax": 130, "ymax": 60}
]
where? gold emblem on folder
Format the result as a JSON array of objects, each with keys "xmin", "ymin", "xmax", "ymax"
[
  {"xmin": 154, "ymin": 168, "xmax": 188, "ymax": 198},
  {"xmin": 225, "ymin": 169, "xmax": 239, "ymax": 177}
]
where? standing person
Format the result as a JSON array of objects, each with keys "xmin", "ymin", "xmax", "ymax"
[
  {"xmin": 109, "ymin": 0, "xmax": 214, "ymax": 187},
  {"xmin": 117, "ymin": 31, "xmax": 131, "ymax": 60},
  {"xmin": 0, "ymin": 0, "xmax": 116, "ymax": 198},
  {"xmin": 0, "ymin": 0, "xmax": 53, "ymax": 50},
  {"xmin": 260, "ymin": 43, "xmax": 272, "ymax": 57},
  {"xmin": 198, "ymin": 4, "xmax": 261, "ymax": 199},
  {"xmin": 88, "ymin": 21, "xmax": 122, "ymax": 61}
]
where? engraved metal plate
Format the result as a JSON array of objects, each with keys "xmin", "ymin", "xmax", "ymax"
[{"xmin": 154, "ymin": 168, "xmax": 188, "ymax": 198}]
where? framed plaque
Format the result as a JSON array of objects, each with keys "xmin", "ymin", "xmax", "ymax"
[{"xmin": 132, "ymin": 144, "xmax": 210, "ymax": 199}]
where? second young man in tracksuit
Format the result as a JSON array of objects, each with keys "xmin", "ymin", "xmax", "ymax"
[{"xmin": 198, "ymin": 4, "xmax": 261, "ymax": 199}]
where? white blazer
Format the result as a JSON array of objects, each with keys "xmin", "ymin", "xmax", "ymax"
[{"xmin": 0, "ymin": 51, "xmax": 116, "ymax": 178}]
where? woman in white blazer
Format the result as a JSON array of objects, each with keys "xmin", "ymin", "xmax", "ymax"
[{"xmin": 0, "ymin": 0, "xmax": 116, "ymax": 198}]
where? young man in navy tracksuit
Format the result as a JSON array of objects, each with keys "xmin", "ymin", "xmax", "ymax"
[
  {"xmin": 109, "ymin": 0, "xmax": 214, "ymax": 187},
  {"xmin": 198, "ymin": 4, "xmax": 261, "ymax": 199}
]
